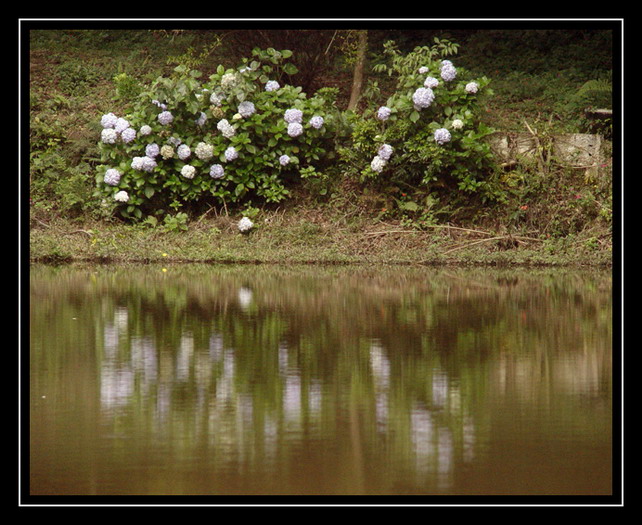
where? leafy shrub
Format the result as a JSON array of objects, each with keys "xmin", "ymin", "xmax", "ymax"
[
  {"xmin": 95, "ymin": 48, "xmax": 342, "ymax": 220},
  {"xmin": 339, "ymin": 39, "xmax": 501, "ymax": 219}
]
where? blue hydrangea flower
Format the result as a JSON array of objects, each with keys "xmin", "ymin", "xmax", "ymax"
[
  {"xmin": 418, "ymin": 66, "xmax": 429, "ymax": 74},
  {"xmin": 238, "ymin": 101, "xmax": 256, "ymax": 118},
  {"xmin": 104, "ymin": 168, "xmax": 121, "ymax": 186},
  {"xmin": 146, "ymin": 143, "xmax": 160, "ymax": 158},
  {"xmin": 224, "ymin": 146, "xmax": 238, "ymax": 162},
  {"xmin": 265, "ymin": 80, "xmax": 280, "ymax": 92},
  {"xmin": 209, "ymin": 164, "xmax": 224, "ymax": 179},
  {"xmin": 177, "ymin": 144, "xmax": 191, "ymax": 160},
  {"xmin": 424, "ymin": 76, "xmax": 439, "ymax": 89},
  {"xmin": 309, "ymin": 115, "xmax": 324, "ymax": 129},
  {"xmin": 434, "ymin": 128, "xmax": 452, "ymax": 145},
  {"xmin": 377, "ymin": 106, "xmax": 391, "ymax": 121},
  {"xmin": 441, "ymin": 65, "xmax": 457, "ymax": 82},
  {"xmin": 158, "ymin": 111, "xmax": 173, "ymax": 125},
  {"xmin": 101, "ymin": 113, "xmax": 118, "ymax": 129},
  {"xmin": 412, "ymin": 87, "xmax": 435, "ymax": 109},
  {"xmin": 378, "ymin": 144, "xmax": 394, "ymax": 161},
  {"xmin": 465, "ymin": 82, "xmax": 479, "ymax": 94},
  {"xmin": 287, "ymin": 122, "xmax": 303, "ymax": 137},
  {"xmin": 279, "ymin": 154, "xmax": 290, "ymax": 166},
  {"xmin": 284, "ymin": 108, "xmax": 303, "ymax": 124},
  {"xmin": 370, "ymin": 156, "xmax": 387, "ymax": 173},
  {"xmin": 121, "ymin": 127, "xmax": 136, "ymax": 144},
  {"xmin": 195, "ymin": 112, "xmax": 207, "ymax": 126},
  {"xmin": 114, "ymin": 117, "xmax": 130, "ymax": 134}
]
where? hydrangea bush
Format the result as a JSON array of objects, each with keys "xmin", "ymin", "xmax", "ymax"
[
  {"xmin": 95, "ymin": 48, "xmax": 340, "ymax": 220},
  {"xmin": 340, "ymin": 39, "xmax": 500, "ymax": 214}
]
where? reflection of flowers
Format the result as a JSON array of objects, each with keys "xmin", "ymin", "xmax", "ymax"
[{"xmin": 238, "ymin": 286, "xmax": 253, "ymax": 309}]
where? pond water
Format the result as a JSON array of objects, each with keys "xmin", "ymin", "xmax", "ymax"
[{"xmin": 27, "ymin": 264, "xmax": 615, "ymax": 501}]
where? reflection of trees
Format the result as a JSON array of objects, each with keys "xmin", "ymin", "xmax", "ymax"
[{"xmin": 30, "ymin": 264, "xmax": 612, "ymax": 494}]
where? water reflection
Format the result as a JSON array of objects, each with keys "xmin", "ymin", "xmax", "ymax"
[{"xmin": 29, "ymin": 264, "xmax": 613, "ymax": 496}]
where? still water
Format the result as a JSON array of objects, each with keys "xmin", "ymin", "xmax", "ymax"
[{"xmin": 28, "ymin": 264, "xmax": 614, "ymax": 499}]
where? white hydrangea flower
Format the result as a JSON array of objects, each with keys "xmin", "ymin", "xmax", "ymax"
[
  {"xmin": 101, "ymin": 128, "xmax": 118, "ymax": 144},
  {"xmin": 378, "ymin": 144, "xmax": 394, "ymax": 161},
  {"xmin": 104, "ymin": 168, "xmax": 121, "ymax": 186},
  {"xmin": 217, "ymin": 119, "xmax": 235, "ymax": 138},
  {"xmin": 238, "ymin": 216, "xmax": 254, "ymax": 233},
  {"xmin": 377, "ymin": 106, "xmax": 391, "ymax": 121},
  {"xmin": 221, "ymin": 72, "xmax": 239, "ymax": 90},
  {"xmin": 114, "ymin": 118, "xmax": 130, "ymax": 134},
  {"xmin": 139, "ymin": 125, "xmax": 152, "ymax": 136},
  {"xmin": 440, "ymin": 60, "xmax": 453, "ymax": 70},
  {"xmin": 284, "ymin": 108, "xmax": 303, "ymax": 124},
  {"xmin": 210, "ymin": 92, "xmax": 223, "ymax": 106},
  {"xmin": 441, "ymin": 65, "xmax": 457, "ymax": 82},
  {"xmin": 412, "ymin": 87, "xmax": 435, "ymax": 109},
  {"xmin": 131, "ymin": 156, "xmax": 145, "ymax": 170},
  {"xmin": 224, "ymin": 146, "xmax": 238, "ymax": 162},
  {"xmin": 195, "ymin": 112, "xmax": 207, "ymax": 126},
  {"xmin": 158, "ymin": 111, "xmax": 174, "ymax": 125},
  {"xmin": 279, "ymin": 154, "xmax": 290, "ymax": 166},
  {"xmin": 418, "ymin": 66, "xmax": 429, "ymax": 74},
  {"xmin": 424, "ymin": 76, "xmax": 439, "ymax": 89},
  {"xmin": 452, "ymin": 119, "xmax": 464, "ymax": 130},
  {"xmin": 195, "ymin": 142, "xmax": 214, "ymax": 161},
  {"xmin": 177, "ymin": 144, "xmax": 191, "ymax": 161},
  {"xmin": 181, "ymin": 165, "xmax": 196, "ymax": 179},
  {"xmin": 209, "ymin": 164, "xmax": 224, "ymax": 179},
  {"xmin": 160, "ymin": 145, "xmax": 175, "ymax": 160},
  {"xmin": 100, "ymin": 113, "xmax": 118, "ymax": 129},
  {"xmin": 309, "ymin": 115, "xmax": 324, "ymax": 129},
  {"xmin": 287, "ymin": 122, "xmax": 303, "ymax": 137},
  {"xmin": 370, "ymin": 156, "xmax": 387, "ymax": 173},
  {"xmin": 145, "ymin": 143, "xmax": 160, "ymax": 158},
  {"xmin": 465, "ymin": 82, "xmax": 479, "ymax": 94},
  {"xmin": 121, "ymin": 127, "xmax": 136, "ymax": 144},
  {"xmin": 265, "ymin": 80, "xmax": 280, "ymax": 92},
  {"xmin": 114, "ymin": 190, "xmax": 129, "ymax": 202},
  {"xmin": 434, "ymin": 128, "xmax": 452, "ymax": 145},
  {"xmin": 238, "ymin": 101, "xmax": 256, "ymax": 118}
]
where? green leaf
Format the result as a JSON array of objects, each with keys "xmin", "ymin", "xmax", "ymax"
[{"xmin": 410, "ymin": 111, "xmax": 420, "ymax": 123}]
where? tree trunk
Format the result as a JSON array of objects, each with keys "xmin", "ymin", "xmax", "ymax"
[{"xmin": 347, "ymin": 30, "xmax": 368, "ymax": 111}]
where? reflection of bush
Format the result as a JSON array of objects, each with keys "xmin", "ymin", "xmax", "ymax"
[{"xmin": 30, "ymin": 264, "xmax": 612, "ymax": 487}]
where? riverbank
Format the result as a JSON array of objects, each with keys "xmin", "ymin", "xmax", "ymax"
[{"xmin": 28, "ymin": 205, "xmax": 613, "ymax": 268}]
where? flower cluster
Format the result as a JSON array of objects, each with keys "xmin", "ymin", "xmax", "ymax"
[
  {"xmin": 238, "ymin": 101, "xmax": 256, "ymax": 118},
  {"xmin": 440, "ymin": 60, "xmax": 457, "ymax": 82},
  {"xmin": 238, "ymin": 216, "xmax": 254, "ymax": 233},
  {"xmin": 195, "ymin": 142, "xmax": 214, "ymax": 161},
  {"xmin": 284, "ymin": 108, "xmax": 303, "ymax": 124},
  {"xmin": 132, "ymin": 156, "xmax": 157, "ymax": 172},
  {"xmin": 224, "ymin": 146, "xmax": 238, "ymax": 162},
  {"xmin": 181, "ymin": 165, "xmax": 196, "ymax": 179},
  {"xmin": 265, "ymin": 80, "xmax": 280, "ymax": 92},
  {"xmin": 370, "ymin": 143, "xmax": 394, "ymax": 173},
  {"xmin": 434, "ymin": 128, "xmax": 451, "ymax": 145},
  {"xmin": 377, "ymin": 106, "xmax": 391, "ymax": 121},
  {"xmin": 412, "ymin": 87, "xmax": 435, "ymax": 110},
  {"xmin": 465, "ymin": 82, "xmax": 479, "ymax": 94},
  {"xmin": 217, "ymin": 118, "xmax": 235, "ymax": 139},
  {"xmin": 309, "ymin": 115, "xmax": 324, "ymax": 129},
  {"xmin": 158, "ymin": 111, "xmax": 174, "ymax": 125},
  {"xmin": 209, "ymin": 164, "xmax": 225, "ymax": 179},
  {"xmin": 103, "ymin": 168, "xmax": 121, "ymax": 186}
]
